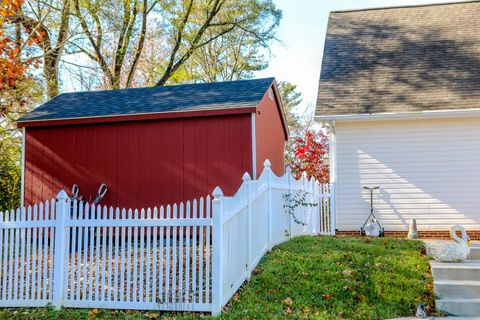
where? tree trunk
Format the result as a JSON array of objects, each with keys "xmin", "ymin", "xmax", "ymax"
[{"xmin": 44, "ymin": 53, "xmax": 59, "ymax": 99}]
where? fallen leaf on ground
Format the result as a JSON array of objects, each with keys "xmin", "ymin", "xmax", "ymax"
[
  {"xmin": 88, "ymin": 308, "xmax": 99, "ymax": 318},
  {"xmin": 283, "ymin": 297, "xmax": 293, "ymax": 306},
  {"xmin": 342, "ymin": 269, "xmax": 352, "ymax": 276}
]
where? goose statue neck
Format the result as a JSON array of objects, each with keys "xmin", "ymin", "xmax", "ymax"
[{"xmin": 450, "ymin": 225, "xmax": 471, "ymax": 249}]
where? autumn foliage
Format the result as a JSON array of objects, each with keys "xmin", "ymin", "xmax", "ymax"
[
  {"xmin": 0, "ymin": 0, "xmax": 42, "ymax": 92},
  {"xmin": 289, "ymin": 130, "xmax": 329, "ymax": 184}
]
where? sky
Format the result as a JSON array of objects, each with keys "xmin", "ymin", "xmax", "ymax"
[{"xmin": 257, "ymin": 0, "xmax": 461, "ymax": 116}]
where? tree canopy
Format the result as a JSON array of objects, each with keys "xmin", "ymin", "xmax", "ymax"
[{"xmin": 0, "ymin": 0, "xmax": 327, "ymax": 208}]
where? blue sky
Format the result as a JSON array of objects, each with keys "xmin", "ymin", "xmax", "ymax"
[{"xmin": 257, "ymin": 0, "xmax": 459, "ymax": 115}]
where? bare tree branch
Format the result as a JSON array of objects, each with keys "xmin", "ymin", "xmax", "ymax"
[{"xmin": 126, "ymin": 0, "xmax": 148, "ymax": 87}]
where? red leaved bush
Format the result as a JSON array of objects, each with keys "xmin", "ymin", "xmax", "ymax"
[{"xmin": 290, "ymin": 130, "xmax": 329, "ymax": 184}]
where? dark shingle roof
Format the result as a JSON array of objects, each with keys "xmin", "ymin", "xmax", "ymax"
[
  {"xmin": 18, "ymin": 78, "xmax": 274, "ymax": 122},
  {"xmin": 316, "ymin": 1, "xmax": 480, "ymax": 117}
]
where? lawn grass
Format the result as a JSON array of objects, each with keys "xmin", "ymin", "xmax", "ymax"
[{"xmin": 0, "ymin": 236, "xmax": 434, "ymax": 320}]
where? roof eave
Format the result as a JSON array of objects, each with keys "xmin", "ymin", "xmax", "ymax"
[
  {"xmin": 315, "ymin": 108, "xmax": 480, "ymax": 122},
  {"xmin": 18, "ymin": 106, "xmax": 258, "ymax": 128}
]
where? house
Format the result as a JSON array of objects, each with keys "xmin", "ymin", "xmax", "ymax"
[
  {"xmin": 17, "ymin": 78, "xmax": 288, "ymax": 208},
  {"xmin": 316, "ymin": 1, "xmax": 480, "ymax": 237}
]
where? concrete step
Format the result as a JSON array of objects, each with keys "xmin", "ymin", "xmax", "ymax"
[
  {"xmin": 434, "ymin": 280, "xmax": 480, "ymax": 299},
  {"xmin": 431, "ymin": 260, "xmax": 480, "ymax": 281},
  {"xmin": 388, "ymin": 317, "xmax": 480, "ymax": 320},
  {"xmin": 436, "ymin": 298, "xmax": 480, "ymax": 316},
  {"xmin": 469, "ymin": 246, "xmax": 480, "ymax": 260}
]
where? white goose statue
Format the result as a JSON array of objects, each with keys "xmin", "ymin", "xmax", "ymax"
[{"xmin": 426, "ymin": 225, "xmax": 471, "ymax": 262}]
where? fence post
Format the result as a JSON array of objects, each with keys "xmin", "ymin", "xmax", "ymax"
[
  {"xmin": 211, "ymin": 186, "xmax": 224, "ymax": 316},
  {"xmin": 314, "ymin": 181, "xmax": 321, "ymax": 235},
  {"xmin": 243, "ymin": 173, "xmax": 252, "ymax": 280},
  {"xmin": 286, "ymin": 166, "xmax": 292, "ymax": 240},
  {"xmin": 264, "ymin": 160, "xmax": 273, "ymax": 250},
  {"xmin": 301, "ymin": 171, "xmax": 308, "ymax": 235},
  {"xmin": 53, "ymin": 190, "xmax": 68, "ymax": 309},
  {"xmin": 330, "ymin": 183, "xmax": 336, "ymax": 235}
]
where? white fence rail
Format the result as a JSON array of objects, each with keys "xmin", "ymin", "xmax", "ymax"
[{"xmin": 0, "ymin": 160, "xmax": 332, "ymax": 314}]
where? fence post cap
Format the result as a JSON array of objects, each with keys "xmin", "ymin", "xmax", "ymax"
[
  {"xmin": 302, "ymin": 171, "xmax": 308, "ymax": 178},
  {"xmin": 212, "ymin": 186, "xmax": 224, "ymax": 199},
  {"xmin": 263, "ymin": 159, "xmax": 271, "ymax": 168},
  {"xmin": 242, "ymin": 172, "xmax": 251, "ymax": 181},
  {"xmin": 285, "ymin": 166, "xmax": 292, "ymax": 174},
  {"xmin": 56, "ymin": 190, "xmax": 69, "ymax": 201}
]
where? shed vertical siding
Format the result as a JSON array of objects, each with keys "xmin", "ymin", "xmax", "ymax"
[
  {"xmin": 335, "ymin": 117, "xmax": 480, "ymax": 231},
  {"xmin": 24, "ymin": 114, "xmax": 252, "ymax": 208},
  {"xmin": 255, "ymin": 86, "xmax": 287, "ymax": 178}
]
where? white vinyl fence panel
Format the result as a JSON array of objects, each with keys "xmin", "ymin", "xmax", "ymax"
[
  {"xmin": 210, "ymin": 160, "xmax": 332, "ymax": 314},
  {"xmin": 0, "ymin": 160, "xmax": 331, "ymax": 314}
]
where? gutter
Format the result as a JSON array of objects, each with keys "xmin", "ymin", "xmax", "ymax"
[{"xmin": 315, "ymin": 108, "xmax": 480, "ymax": 123}]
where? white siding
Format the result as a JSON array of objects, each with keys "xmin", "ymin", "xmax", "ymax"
[{"xmin": 336, "ymin": 117, "xmax": 480, "ymax": 231}]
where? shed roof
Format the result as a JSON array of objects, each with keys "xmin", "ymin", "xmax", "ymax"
[
  {"xmin": 316, "ymin": 1, "xmax": 480, "ymax": 118},
  {"xmin": 18, "ymin": 77, "xmax": 275, "ymax": 124}
]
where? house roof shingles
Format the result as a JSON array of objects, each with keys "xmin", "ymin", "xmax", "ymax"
[
  {"xmin": 18, "ymin": 77, "xmax": 274, "ymax": 122},
  {"xmin": 316, "ymin": 1, "xmax": 480, "ymax": 117}
]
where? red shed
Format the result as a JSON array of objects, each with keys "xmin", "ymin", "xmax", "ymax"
[{"xmin": 17, "ymin": 78, "xmax": 288, "ymax": 208}]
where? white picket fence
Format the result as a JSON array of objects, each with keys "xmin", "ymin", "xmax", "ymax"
[{"xmin": 0, "ymin": 160, "xmax": 332, "ymax": 314}]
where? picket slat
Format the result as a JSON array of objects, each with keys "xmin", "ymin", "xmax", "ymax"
[
  {"xmin": 192, "ymin": 199, "xmax": 198, "ymax": 303},
  {"xmin": 159, "ymin": 206, "xmax": 165, "ymax": 302},
  {"xmin": 172, "ymin": 204, "xmax": 178, "ymax": 303},
  {"xmin": 82, "ymin": 203, "xmax": 88, "ymax": 300},
  {"xmin": 120, "ymin": 208, "xmax": 127, "ymax": 302},
  {"xmin": 42, "ymin": 203, "xmax": 48, "ymax": 299},
  {"xmin": 178, "ymin": 203, "xmax": 184, "ymax": 302},
  {"xmin": 88, "ymin": 204, "xmax": 95, "ymax": 302},
  {"xmin": 19, "ymin": 207, "xmax": 26, "ymax": 299},
  {"xmin": 199, "ymin": 198, "xmax": 204, "ymax": 303},
  {"xmin": 132, "ymin": 209, "xmax": 139, "ymax": 302},
  {"xmin": 13, "ymin": 209, "xmax": 20, "ymax": 300},
  {"xmin": 126, "ymin": 209, "xmax": 133, "ymax": 302},
  {"xmin": 31, "ymin": 205, "xmax": 38, "ymax": 300},
  {"xmin": 49, "ymin": 199, "xmax": 55, "ymax": 299},
  {"xmin": 101, "ymin": 206, "xmax": 107, "ymax": 301},
  {"xmin": 205, "ymin": 196, "xmax": 211, "ymax": 304},
  {"xmin": 107, "ymin": 207, "xmax": 114, "ymax": 302},
  {"xmin": 95, "ymin": 205, "xmax": 101, "ymax": 301},
  {"xmin": 113, "ymin": 208, "xmax": 120, "ymax": 302},
  {"xmin": 185, "ymin": 201, "xmax": 191, "ymax": 303},
  {"xmin": 0, "ymin": 211, "xmax": 4, "ymax": 300},
  {"xmin": 151, "ymin": 207, "xmax": 158, "ymax": 303},
  {"xmin": 139, "ymin": 209, "xmax": 145, "ymax": 302},
  {"xmin": 36, "ymin": 205, "xmax": 43, "ymax": 300},
  {"xmin": 75, "ymin": 202, "xmax": 83, "ymax": 300},
  {"xmin": 145, "ymin": 208, "xmax": 151, "ymax": 302},
  {"xmin": 165, "ymin": 205, "xmax": 171, "ymax": 304}
]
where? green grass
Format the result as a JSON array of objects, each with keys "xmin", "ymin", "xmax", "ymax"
[{"xmin": 0, "ymin": 236, "xmax": 434, "ymax": 320}]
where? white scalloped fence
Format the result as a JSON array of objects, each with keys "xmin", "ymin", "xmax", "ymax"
[{"xmin": 0, "ymin": 160, "xmax": 332, "ymax": 314}]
